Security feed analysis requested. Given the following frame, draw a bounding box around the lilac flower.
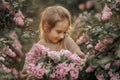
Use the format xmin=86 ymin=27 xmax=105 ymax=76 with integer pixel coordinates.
xmin=69 ymin=63 xmax=79 ymax=80
xmin=25 ymin=52 xmax=39 ymax=64
xmin=31 ymin=43 xmax=49 ymax=54
xmin=116 ymin=0 xmax=120 ymax=3
xmin=9 ymin=31 xmax=23 ymax=57
xmin=26 ymin=64 xmax=36 ymax=75
xmin=60 ymin=49 xmax=72 ymax=58
xmin=13 ymin=16 xmax=24 ymax=26
xmin=51 ymin=62 xmax=70 ymax=80
xmin=25 ymin=44 xmax=83 ymax=80
xmin=12 ymin=68 xmax=18 ymax=78
xmin=69 ymin=53 xmax=82 ymax=63
xmin=87 ymin=44 xmax=93 ymax=49
xmin=13 ymin=11 xmax=25 ymax=26
xmin=95 ymin=72 xmax=105 ymax=80
xmin=25 ymin=43 xmax=49 ymax=64
xmin=47 ymin=51 xmax=61 ymax=63
xmin=0 ymin=57 xmax=5 ymax=61
xmin=76 ymin=33 xmax=89 ymax=45
xmin=0 ymin=1 xmax=10 ymax=10
xmin=113 ymin=59 xmax=120 ymax=67
xmin=35 ymin=64 xmax=45 ymax=79
xmin=102 ymin=37 xmax=114 ymax=45
xmin=3 ymin=46 xmax=16 ymax=57
xmin=1 ymin=65 xmax=12 ymax=73
xmin=108 ymin=70 xmax=114 ymax=77
xmin=104 ymin=63 xmax=111 ymax=70
xmin=85 ymin=66 xmax=95 ymax=73
xmin=26 ymin=18 xmax=33 ymax=22
xmin=110 ymin=73 xmax=120 ymax=80
xmin=101 ymin=5 xmax=112 ymax=21
xmin=74 ymin=18 xmax=81 ymax=24
xmin=109 ymin=70 xmax=120 ymax=80
xmin=95 ymin=41 xmax=107 ymax=52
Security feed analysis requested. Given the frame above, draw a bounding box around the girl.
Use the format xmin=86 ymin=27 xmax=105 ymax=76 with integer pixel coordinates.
xmin=39 ymin=5 xmax=85 ymax=58
xmin=21 ymin=5 xmax=85 ymax=80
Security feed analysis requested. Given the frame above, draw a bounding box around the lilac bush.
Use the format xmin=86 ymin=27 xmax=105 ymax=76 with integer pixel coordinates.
xmin=0 ymin=0 xmax=32 ymax=79
xmin=73 ymin=0 xmax=120 ymax=80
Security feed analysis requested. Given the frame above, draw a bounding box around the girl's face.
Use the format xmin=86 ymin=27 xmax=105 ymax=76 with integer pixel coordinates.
xmin=47 ymin=20 xmax=69 ymax=44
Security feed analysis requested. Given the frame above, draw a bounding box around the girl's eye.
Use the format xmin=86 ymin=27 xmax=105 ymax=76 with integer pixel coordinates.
xmin=56 ymin=30 xmax=67 ymax=34
xmin=57 ymin=31 xmax=62 ymax=34
xmin=64 ymin=32 xmax=67 ymax=34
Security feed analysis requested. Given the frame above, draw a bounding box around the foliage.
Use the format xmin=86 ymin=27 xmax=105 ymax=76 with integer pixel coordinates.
xmin=73 ymin=0 xmax=120 ymax=80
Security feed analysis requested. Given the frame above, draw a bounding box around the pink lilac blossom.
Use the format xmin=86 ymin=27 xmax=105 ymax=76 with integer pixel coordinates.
xmin=95 ymin=13 xmax=102 ymax=21
xmin=76 ymin=33 xmax=89 ymax=45
xmin=86 ymin=0 xmax=94 ymax=9
xmin=13 ymin=16 xmax=24 ymax=26
xmin=3 ymin=46 xmax=16 ymax=57
xmin=85 ymin=66 xmax=95 ymax=73
xmin=102 ymin=37 xmax=114 ymax=45
xmin=1 ymin=65 xmax=12 ymax=73
xmin=95 ymin=72 xmax=105 ymax=80
xmin=47 ymin=51 xmax=61 ymax=63
xmin=31 ymin=43 xmax=49 ymax=54
xmin=95 ymin=41 xmax=107 ymax=52
xmin=9 ymin=31 xmax=23 ymax=57
xmin=0 ymin=1 xmax=10 ymax=10
xmin=25 ymin=43 xmax=49 ymax=64
xmin=108 ymin=70 xmax=114 ymax=77
xmin=60 ymin=49 xmax=72 ymax=58
xmin=35 ymin=64 xmax=45 ymax=79
xmin=25 ymin=52 xmax=38 ymax=64
xmin=95 ymin=37 xmax=114 ymax=52
xmin=69 ymin=53 xmax=81 ymax=63
xmin=12 ymin=68 xmax=18 ymax=78
xmin=113 ymin=59 xmax=120 ymax=67
xmin=116 ymin=0 xmax=120 ymax=3
xmin=50 ymin=62 xmax=70 ymax=80
xmin=75 ymin=18 xmax=81 ymax=24
xmin=101 ymin=5 xmax=112 ymax=21
xmin=104 ymin=63 xmax=111 ymax=70
xmin=0 ymin=56 xmax=5 ymax=61
xmin=26 ymin=18 xmax=33 ymax=22
xmin=13 ymin=11 xmax=25 ymax=26
xmin=110 ymin=73 xmax=120 ymax=80
xmin=26 ymin=64 xmax=36 ymax=75
xmin=69 ymin=63 xmax=79 ymax=80
xmin=87 ymin=44 xmax=93 ymax=49
xmin=25 ymin=43 xmax=83 ymax=79
xmin=109 ymin=70 xmax=120 ymax=80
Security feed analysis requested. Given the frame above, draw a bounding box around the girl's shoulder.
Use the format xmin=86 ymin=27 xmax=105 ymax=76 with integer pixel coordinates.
xmin=63 ymin=35 xmax=75 ymax=44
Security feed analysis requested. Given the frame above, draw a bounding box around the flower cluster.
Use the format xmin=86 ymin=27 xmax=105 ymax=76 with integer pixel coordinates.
xmin=0 ymin=0 xmax=32 ymax=79
xmin=25 ymin=43 xmax=84 ymax=80
xmin=72 ymin=0 xmax=120 ymax=80
xmin=85 ymin=59 xmax=120 ymax=80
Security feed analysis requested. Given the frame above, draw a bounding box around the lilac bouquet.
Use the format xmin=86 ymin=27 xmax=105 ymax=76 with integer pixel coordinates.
xmin=25 ymin=43 xmax=84 ymax=80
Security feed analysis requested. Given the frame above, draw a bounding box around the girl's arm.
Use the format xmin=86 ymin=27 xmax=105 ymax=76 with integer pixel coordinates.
xmin=64 ymin=36 xmax=85 ymax=58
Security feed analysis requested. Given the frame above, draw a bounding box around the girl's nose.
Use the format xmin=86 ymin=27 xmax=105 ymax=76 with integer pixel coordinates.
xmin=60 ymin=33 xmax=64 ymax=39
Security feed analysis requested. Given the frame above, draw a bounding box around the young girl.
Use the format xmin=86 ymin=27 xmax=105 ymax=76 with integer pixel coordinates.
xmin=21 ymin=5 xmax=85 ymax=80
xmin=39 ymin=5 xmax=85 ymax=58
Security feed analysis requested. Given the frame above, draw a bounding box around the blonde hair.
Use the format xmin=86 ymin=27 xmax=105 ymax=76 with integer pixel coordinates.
xmin=39 ymin=5 xmax=71 ymax=50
